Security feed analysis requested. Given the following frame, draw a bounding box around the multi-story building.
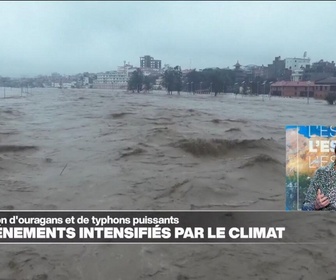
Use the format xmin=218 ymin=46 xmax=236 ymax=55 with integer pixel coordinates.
xmin=285 ymin=57 xmax=310 ymax=71
xmin=303 ymin=60 xmax=336 ymax=81
xmin=291 ymin=69 xmax=304 ymax=81
xmin=93 ymin=71 xmax=128 ymax=89
xmin=140 ymin=55 xmax=162 ymax=70
xmin=117 ymin=61 xmax=138 ymax=78
xmin=267 ymin=56 xmax=290 ymax=81
xmin=284 ymin=56 xmax=310 ymax=81
xmin=252 ymin=65 xmax=268 ymax=79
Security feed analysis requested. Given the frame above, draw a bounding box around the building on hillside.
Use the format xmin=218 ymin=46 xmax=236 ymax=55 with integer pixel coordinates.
xmin=270 ymin=81 xmax=314 ymax=97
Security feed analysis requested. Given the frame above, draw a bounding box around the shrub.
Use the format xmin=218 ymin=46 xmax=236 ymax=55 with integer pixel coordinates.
xmin=325 ymin=92 xmax=336 ymax=105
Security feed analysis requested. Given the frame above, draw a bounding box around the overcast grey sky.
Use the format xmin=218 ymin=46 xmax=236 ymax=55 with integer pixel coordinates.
xmin=1 ymin=1 xmax=335 ymax=77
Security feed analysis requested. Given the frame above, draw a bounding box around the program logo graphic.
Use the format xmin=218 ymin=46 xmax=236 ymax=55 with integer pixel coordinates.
xmin=286 ymin=126 xmax=336 ymax=210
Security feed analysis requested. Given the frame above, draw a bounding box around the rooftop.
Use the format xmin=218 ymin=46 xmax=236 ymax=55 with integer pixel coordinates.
xmin=315 ymin=77 xmax=336 ymax=84
xmin=271 ymin=81 xmax=314 ymax=87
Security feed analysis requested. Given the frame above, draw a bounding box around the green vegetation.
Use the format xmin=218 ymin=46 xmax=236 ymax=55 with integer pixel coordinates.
xmin=162 ymin=66 xmax=182 ymax=95
xmin=143 ymin=75 xmax=158 ymax=92
xmin=128 ymin=69 xmax=144 ymax=93
xmin=185 ymin=68 xmax=235 ymax=96
xmin=325 ymin=92 xmax=336 ymax=105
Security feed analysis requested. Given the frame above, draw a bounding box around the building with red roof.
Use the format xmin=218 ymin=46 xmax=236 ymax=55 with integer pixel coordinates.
xmin=314 ymin=77 xmax=336 ymax=99
xmin=270 ymin=81 xmax=314 ymax=98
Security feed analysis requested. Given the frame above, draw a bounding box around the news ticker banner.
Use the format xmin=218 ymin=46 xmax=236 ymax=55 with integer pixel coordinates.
xmin=0 ymin=211 xmax=334 ymax=244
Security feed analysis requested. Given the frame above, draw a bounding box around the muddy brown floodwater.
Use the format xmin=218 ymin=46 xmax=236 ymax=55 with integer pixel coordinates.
xmin=0 ymin=88 xmax=335 ymax=279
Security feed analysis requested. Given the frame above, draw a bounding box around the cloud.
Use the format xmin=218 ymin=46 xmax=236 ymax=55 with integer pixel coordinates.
xmin=0 ymin=1 xmax=335 ymax=77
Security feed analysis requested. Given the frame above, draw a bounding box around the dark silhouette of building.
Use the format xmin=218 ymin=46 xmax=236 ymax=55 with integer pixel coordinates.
xmin=267 ymin=56 xmax=291 ymax=81
xmin=140 ymin=55 xmax=161 ymax=69
xmin=233 ymin=61 xmax=246 ymax=83
xmin=303 ymin=60 xmax=336 ymax=81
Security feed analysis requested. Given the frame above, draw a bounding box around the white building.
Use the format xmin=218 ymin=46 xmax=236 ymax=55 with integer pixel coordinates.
xmin=51 ymin=81 xmax=76 ymax=88
xmin=52 ymin=82 xmax=61 ymax=88
xmin=141 ymin=68 xmax=161 ymax=76
xmin=83 ymin=77 xmax=89 ymax=86
xmin=117 ymin=63 xmax=138 ymax=78
xmin=62 ymin=82 xmax=76 ymax=89
xmin=94 ymin=71 xmax=128 ymax=89
xmin=285 ymin=57 xmax=310 ymax=71
xmin=291 ymin=69 xmax=304 ymax=81
xmin=285 ymin=56 xmax=311 ymax=82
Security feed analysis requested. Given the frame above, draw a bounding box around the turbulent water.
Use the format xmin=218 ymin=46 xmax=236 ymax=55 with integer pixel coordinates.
xmin=0 ymin=88 xmax=335 ymax=279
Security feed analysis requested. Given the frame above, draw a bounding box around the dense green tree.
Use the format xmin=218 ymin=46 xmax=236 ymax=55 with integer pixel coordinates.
xmin=0 ymin=77 xmax=12 ymax=87
xmin=173 ymin=66 xmax=183 ymax=94
xmin=325 ymin=92 xmax=336 ymax=105
xmin=202 ymin=68 xmax=225 ymax=96
xmin=185 ymin=68 xmax=235 ymax=96
xmin=162 ymin=66 xmax=182 ymax=95
xmin=162 ymin=68 xmax=174 ymax=94
xmin=247 ymin=76 xmax=264 ymax=95
xmin=185 ymin=70 xmax=203 ymax=93
xmin=143 ymin=75 xmax=158 ymax=92
xmin=128 ymin=69 xmax=144 ymax=93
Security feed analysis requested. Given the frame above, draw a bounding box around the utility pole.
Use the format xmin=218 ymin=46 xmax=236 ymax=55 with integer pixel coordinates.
xmin=234 ymin=83 xmax=238 ymax=99
xmin=262 ymin=81 xmax=266 ymax=101
xmin=307 ymin=81 xmax=311 ymax=104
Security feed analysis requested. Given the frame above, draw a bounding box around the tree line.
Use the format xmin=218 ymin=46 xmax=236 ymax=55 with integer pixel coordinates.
xmin=128 ymin=66 xmax=276 ymax=96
